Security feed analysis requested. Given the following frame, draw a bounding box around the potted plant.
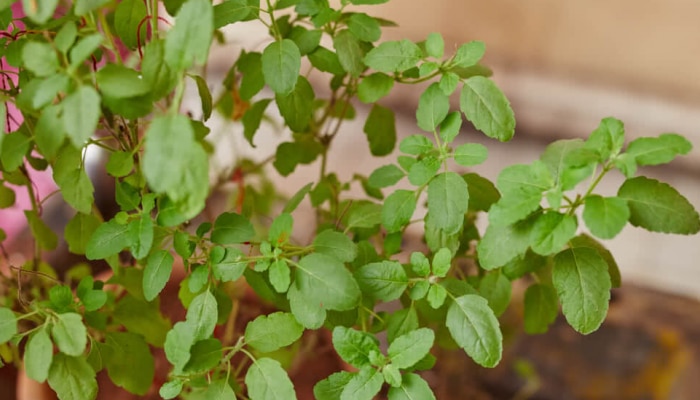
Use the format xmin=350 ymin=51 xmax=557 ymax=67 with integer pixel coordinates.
xmin=1 ymin=0 xmax=698 ymax=399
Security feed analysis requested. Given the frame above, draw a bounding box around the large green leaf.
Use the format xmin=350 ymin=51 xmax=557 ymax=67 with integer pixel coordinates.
xmin=114 ymin=0 xmax=148 ymax=49
xmin=617 ymin=176 xmax=700 ymax=234
xmin=51 ymin=312 xmax=87 ymax=356
xmin=582 ymin=195 xmax=630 ymax=239
xmin=332 ymin=326 xmax=380 ymax=368
xmin=363 ymin=104 xmax=396 ymax=156
xmin=355 ymin=261 xmax=407 ymax=302
xmin=446 ymin=294 xmax=502 ymax=367
xmin=382 ymin=190 xmax=417 ymax=233
xmin=523 ymin=283 xmax=558 ymax=334
xmin=387 ymin=373 xmax=436 ymax=400
xmin=477 ymin=221 xmax=532 ymax=270
xmin=387 ymin=328 xmax=434 ymax=369
xmin=294 ymin=253 xmax=361 ymax=311
xmin=62 ymin=86 xmax=101 ymax=146
xmin=47 ymin=354 xmax=97 ymax=400
xmin=459 ymin=76 xmax=515 ymax=142
xmin=275 ymin=76 xmax=314 ymax=132
xmin=314 ymin=371 xmax=354 ymax=400
xmin=358 ymin=72 xmax=394 ymax=104
xmin=333 ymin=30 xmax=365 ymax=77
xmin=313 ymin=230 xmax=358 ymax=263
xmin=22 ymin=0 xmax=59 ymax=24
xmin=143 ymin=250 xmax=174 ymax=301
xmin=261 ymin=39 xmax=301 ymax=95
xmin=529 ymin=212 xmax=578 ymax=255
xmin=626 ymin=133 xmax=692 ymax=166
xmin=553 ymin=247 xmax=611 ymax=334
xmin=428 ymin=172 xmax=469 ymax=235
xmin=340 ymin=367 xmax=383 ymax=400
xmin=96 ymin=64 xmax=150 ymax=99
xmin=416 ymin=83 xmax=449 ymax=132
xmin=85 ymin=219 xmax=133 ymax=260
xmin=164 ymin=0 xmax=213 ymax=71
xmin=245 ymin=312 xmax=304 ymax=353
xmin=364 ymin=39 xmax=421 ymax=73
xmin=211 ymin=212 xmax=255 ymax=244
xmin=24 ymin=327 xmax=53 ymax=382
xmin=540 ymin=139 xmax=596 ymax=191
xmin=186 ymin=291 xmax=218 ymax=341
xmin=245 ymin=357 xmax=297 ymax=400
xmin=100 ymin=332 xmax=155 ymax=395
xmin=22 ymin=41 xmax=59 ymax=77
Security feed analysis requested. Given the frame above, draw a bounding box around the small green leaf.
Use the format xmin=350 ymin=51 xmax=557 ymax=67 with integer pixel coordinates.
xmin=626 ymin=133 xmax=692 ymax=166
xmin=114 ymin=0 xmax=148 ymax=49
xmin=313 ymin=230 xmax=358 ymax=263
xmin=477 ymin=221 xmax=532 ymax=270
xmin=22 ymin=41 xmax=59 ymax=77
xmin=446 ymin=294 xmax=502 ymax=367
xmin=382 ymin=190 xmax=417 ymax=232
xmin=363 ymin=104 xmax=397 ymax=156
xmin=76 ymin=277 xmax=107 ymax=311
xmin=425 ymin=32 xmax=444 ymax=58
xmin=407 ymin=156 xmax=440 ymax=186
xmin=243 ymin=99 xmax=272 ymax=146
xmin=211 ymin=212 xmax=255 ymax=244
xmin=47 ymin=354 xmax=97 ymax=400
xmin=540 ymin=139 xmax=596 ymax=191
xmin=309 ymin=47 xmax=345 ymax=75
xmin=164 ymin=0 xmax=214 ymax=71
xmin=25 ymin=327 xmax=53 ymax=382
xmin=62 ymin=86 xmax=101 ymax=146
xmin=262 ymin=39 xmax=301 ymax=95
xmin=348 ymin=13 xmax=381 ymax=42
xmin=245 ymin=357 xmax=297 ymax=400
xmin=340 ymin=368 xmax=383 ymax=400
xmin=159 ymin=380 xmax=184 ymax=400
xmin=164 ymin=322 xmax=195 ymax=371
xmin=355 ymin=261 xmax=408 ymax=302
xmin=427 ymin=172 xmax=469 ymax=235
xmin=184 ymin=338 xmax=222 ymax=372
xmin=96 ymin=64 xmax=150 ymax=99
xmin=289 ymin=26 xmax=322 ymax=55
xmin=439 ymin=72 xmax=460 ymax=96
xmin=478 ymin=272 xmax=511 ymax=317
xmin=367 ymin=165 xmax=405 ymax=189
xmin=101 ymin=332 xmax=155 ymax=395
xmin=22 ymin=0 xmax=59 ymax=24
xmin=143 ymin=250 xmax=174 ymax=302
xmin=416 ymin=83 xmax=449 ymax=132
xmin=382 ymin=364 xmax=402 ymax=387
xmin=288 ymin=285 xmax=326 ymax=329
xmin=333 ymin=30 xmax=365 ymax=77
xmin=364 ymin=39 xmax=422 ymax=72
xmin=617 ymin=176 xmax=700 ymax=234
xmin=463 ymin=173 xmax=499 ymax=212
xmin=346 ymin=202 xmax=383 ymax=229
xmin=86 ymin=219 xmax=133 ymax=260
xmin=186 ymin=291 xmax=218 ymax=341
xmin=294 ymin=253 xmax=361 ymax=311
xmin=585 ymin=117 xmax=625 ymax=160
xmin=106 ymin=151 xmax=134 ymax=178
xmin=582 ymin=195 xmax=630 ymax=239
xmin=191 ymin=74 xmax=213 ymax=121
xmin=49 ymin=285 xmax=74 ymax=311
xmin=25 ymin=210 xmax=58 ymax=250
xmin=68 ymin=34 xmax=103 ymax=69
xmin=55 ymin=168 xmax=94 ymax=214
xmin=276 ymin=76 xmax=314 ymax=132
xmin=399 ymin=134 xmax=433 ymax=156
xmin=245 ymin=312 xmax=304 ymax=353
xmin=388 ymin=328 xmax=434 ymax=368
xmin=452 ymin=41 xmax=485 ymax=68
xmin=453 ymin=143 xmax=488 ymax=166
xmin=129 ymin=216 xmax=154 ymax=259
xmin=358 ymin=72 xmax=394 ymax=103
xmin=0 ymin=308 xmax=17 ymax=344
xmin=530 ymin=212 xmax=578 ymax=256
xmin=387 ymin=373 xmax=436 ymax=400
xmin=553 ymin=247 xmax=611 ymax=334
xmin=273 ymin=140 xmax=324 ymax=176
xmin=523 ymin=283 xmax=558 ymax=334
xmin=51 ymin=313 xmax=87 ymax=356
xmin=213 ymin=0 xmax=255 ymax=29
xmin=283 ymin=182 xmax=314 ymax=213
xmin=460 ymin=76 xmax=515 ymax=142
xmin=0 ymin=130 xmax=31 ymax=171
xmin=314 ymin=371 xmax=354 ymax=400
xmin=332 ymin=326 xmax=380 ymax=368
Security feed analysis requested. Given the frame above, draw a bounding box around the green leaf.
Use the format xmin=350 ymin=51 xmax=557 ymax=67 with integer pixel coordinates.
xmin=22 ymin=41 xmax=59 ymax=77
xmin=346 ymin=202 xmax=383 ymax=229
xmin=24 ymin=327 xmax=53 ymax=382
xmin=86 ymin=219 xmax=133 ymax=260
xmin=427 ymin=172 xmax=469 ymax=235
xmin=363 ymin=104 xmax=396 ymax=156
xmin=164 ymin=0 xmax=213 ymax=71
xmin=523 ymin=283 xmax=558 ymax=334
xmin=273 ymin=140 xmax=324 ymax=176
xmin=626 ymin=133 xmax=692 ymax=166
xmin=51 ymin=313 xmax=87 ymax=356
xmin=245 ymin=357 xmax=297 ymax=400
xmin=106 ymin=151 xmax=134 ymax=178
xmin=462 ymin=173 xmax=499 ymax=212
xmin=0 ymin=184 xmax=14 ymax=208
xmin=364 ymin=39 xmax=422 ymax=72
xmin=34 ymin=105 xmax=66 ymax=159
xmin=96 ymin=64 xmax=150 ymax=99
xmin=276 ymin=76 xmax=314 ymax=132
xmin=213 ymin=0 xmax=256 ymax=29
xmin=553 ymin=247 xmax=611 ymax=334
xmin=164 ymin=322 xmax=195 ymax=371
xmin=184 ymin=338 xmax=222 ymax=372
xmin=333 ymin=30 xmax=365 ymax=77
xmin=32 ymin=74 xmax=69 ymax=109
xmin=460 ymin=76 xmax=515 ymax=142
xmin=478 ymin=272 xmax=511 ymax=317
xmin=211 ymin=212 xmax=255 ymax=244
xmin=289 ymin=26 xmax=322 ymax=55
xmin=382 ymin=190 xmax=417 ymax=232
xmin=54 ymin=168 xmax=94 ymax=214
xmin=245 ymin=312 xmax=304 ymax=353
xmin=416 ymin=83 xmax=449 ymax=132
xmin=288 ymin=285 xmax=326 ymax=329
xmin=453 ymin=143 xmax=488 ymax=166
xmin=477 ymin=221 xmax=532 ymax=270
xmin=294 ymin=253 xmax=361 ymax=311
xmin=313 ymin=230 xmax=358 ymax=263
xmin=358 ymin=73 xmax=394 ymax=104
xmin=309 ymin=47 xmax=345 ymax=75
xmin=617 ymin=176 xmax=700 ymax=234
xmin=186 ymin=291 xmax=218 ymax=341
xmin=582 ymin=195 xmax=630 ymax=239
xmin=585 ymin=117 xmax=625 ymax=160
xmin=191 ymin=74 xmax=213 ymax=121
xmin=160 ymin=380 xmax=184 ymax=400
xmin=62 ymin=86 xmax=101 ymax=146
xmin=114 ymin=0 xmax=148 ymax=49
xmin=530 ymin=212 xmax=578 ymax=256
xmin=570 ymin=234 xmax=621 ymax=288
xmin=489 ymin=162 xmax=551 ymax=226
xmin=355 ymin=261 xmax=407 ymax=302
xmin=340 ymin=367 xmax=383 ymax=400
xmin=129 ymin=215 xmax=153 ymax=259
xmin=243 ymin=99 xmax=272 ymax=146
xmin=348 ymin=12 xmax=381 ymax=42
xmin=540 ymin=139 xmax=596 ymax=191
xmin=0 ymin=130 xmax=31 ymax=171
xmin=74 ymin=0 xmax=109 ymax=15
xmin=399 ymin=134 xmax=433 ymax=156
xmin=101 ymin=332 xmax=155 ymax=395
xmin=142 ymin=40 xmax=178 ymax=99
xmin=0 ymin=308 xmax=17 ymax=344
xmin=143 ymin=250 xmax=174 ymax=302
xmin=22 ymin=0 xmax=59 ymax=24
xmin=49 ymin=285 xmax=74 ymax=311
xmin=314 ymin=371 xmax=354 ymax=400
xmin=446 ymin=294 xmax=502 ymax=367
xmin=261 ymin=39 xmax=301 ymax=95
xmin=425 ymin=32 xmax=444 ymax=59
xmin=68 ymin=34 xmax=103 ymax=69
xmin=452 ymin=41 xmax=485 ymax=68
xmin=115 ymin=294 xmax=171 ymax=347
xmin=143 ymin=114 xmax=209 ymax=218
xmin=25 ymin=210 xmax=58 ymax=250
xmin=283 ymin=182 xmax=314 ymax=214
xmin=387 ymin=373 xmax=435 ymax=400
xmin=47 ymin=354 xmax=97 ymax=400
xmin=387 ymin=328 xmax=434 ymax=368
